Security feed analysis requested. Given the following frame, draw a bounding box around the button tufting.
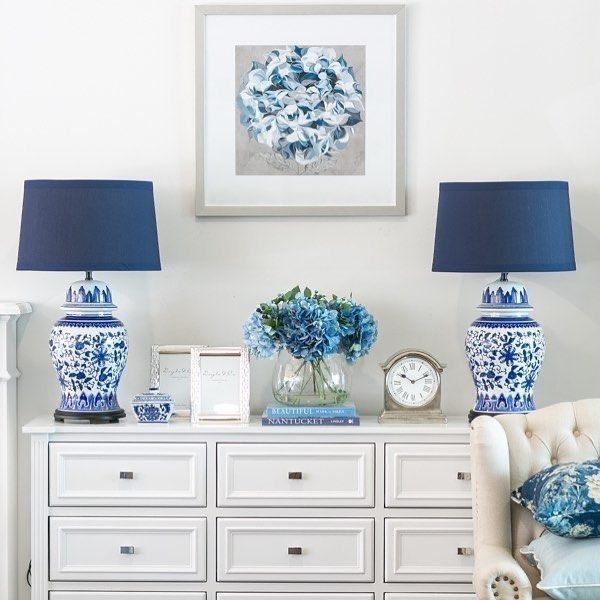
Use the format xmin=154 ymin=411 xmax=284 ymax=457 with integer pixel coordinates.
xmin=574 ymin=429 xmax=580 ymax=437
xmin=525 ymin=431 xmax=532 ymax=438
xmin=551 ymin=458 xmax=558 ymax=465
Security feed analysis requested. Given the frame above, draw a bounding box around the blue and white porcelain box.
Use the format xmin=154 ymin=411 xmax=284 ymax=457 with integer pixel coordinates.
xmin=432 ymin=181 xmax=576 ymax=421
xmin=17 ymin=180 xmax=161 ymax=423
xmin=131 ymin=389 xmax=174 ymax=423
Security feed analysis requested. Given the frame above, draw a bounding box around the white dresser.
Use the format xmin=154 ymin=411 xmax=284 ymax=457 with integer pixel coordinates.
xmin=24 ymin=416 xmax=475 ymax=600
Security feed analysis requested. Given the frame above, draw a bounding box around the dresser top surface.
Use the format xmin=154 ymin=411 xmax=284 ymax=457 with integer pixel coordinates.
xmin=23 ymin=414 xmax=470 ymax=435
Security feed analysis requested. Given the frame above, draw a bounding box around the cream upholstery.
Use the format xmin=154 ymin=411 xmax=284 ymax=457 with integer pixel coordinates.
xmin=471 ymin=399 xmax=600 ymax=599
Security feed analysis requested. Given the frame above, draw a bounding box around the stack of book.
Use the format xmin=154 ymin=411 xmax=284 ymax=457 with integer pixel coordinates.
xmin=261 ymin=403 xmax=360 ymax=426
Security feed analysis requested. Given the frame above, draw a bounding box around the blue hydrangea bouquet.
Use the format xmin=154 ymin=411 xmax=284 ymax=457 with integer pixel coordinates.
xmin=243 ymin=286 xmax=377 ymax=406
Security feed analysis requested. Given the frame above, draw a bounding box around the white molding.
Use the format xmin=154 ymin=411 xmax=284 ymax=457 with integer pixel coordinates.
xmin=31 ymin=434 xmax=49 ymax=600
xmin=50 ymin=594 xmax=207 ymax=600
xmin=217 ymin=443 xmax=374 ymax=507
xmin=50 ymin=517 xmax=207 ymax=581
xmin=217 ymin=518 xmax=374 ymax=582
xmin=0 ymin=301 xmax=31 ymax=600
xmin=384 ymin=518 xmax=474 ymax=583
xmin=385 ymin=443 xmax=472 ymax=508
xmin=50 ymin=442 xmax=207 ymax=507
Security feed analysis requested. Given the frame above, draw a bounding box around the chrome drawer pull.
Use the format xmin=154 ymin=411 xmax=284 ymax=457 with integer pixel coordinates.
xmin=288 ymin=471 xmax=303 ymax=480
xmin=120 ymin=546 xmax=135 ymax=555
xmin=457 ymin=547 xmax=474 ymax=556
xmin=288 ymin=546 xmax=303 ymax=555
xmin=457 ymin=472 xmax=471 ymax=481
xmin=119 ymin=471 xmax=134 ymax=480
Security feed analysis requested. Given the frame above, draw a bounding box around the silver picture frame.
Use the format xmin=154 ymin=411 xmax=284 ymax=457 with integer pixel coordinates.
xmin=150 ymin=345 xmax=204 ymax=416
xmin=195 ymin=4 xmax=406 ymax=216
xmin=190 ymin=346 xmax=250 ymax=423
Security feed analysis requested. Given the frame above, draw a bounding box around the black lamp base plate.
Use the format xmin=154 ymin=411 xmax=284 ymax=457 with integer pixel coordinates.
xmin=54 ymin=409 xmax=126 ymax=424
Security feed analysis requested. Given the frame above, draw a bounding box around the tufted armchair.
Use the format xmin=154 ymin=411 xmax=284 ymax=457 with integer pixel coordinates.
xmin=471 ymin=399 xmax=600 ymax=599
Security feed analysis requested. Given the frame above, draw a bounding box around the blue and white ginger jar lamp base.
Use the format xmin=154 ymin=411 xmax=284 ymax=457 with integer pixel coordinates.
xmin=50 ymin=274 xmax=128 ymax=423
xmin=466 ymin=274 xmax=546 ymax=422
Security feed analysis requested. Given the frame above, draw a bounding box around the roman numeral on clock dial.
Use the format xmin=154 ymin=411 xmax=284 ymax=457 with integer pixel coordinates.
xmin=385 ymin=356 xmax=440 ymax=408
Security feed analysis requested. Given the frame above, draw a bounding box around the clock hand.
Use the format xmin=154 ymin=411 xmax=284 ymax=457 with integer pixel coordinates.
xmin=412 ymin=373 xmax=430 ymax=383
xmin=400 ymin=373 xmax=416 ymax=385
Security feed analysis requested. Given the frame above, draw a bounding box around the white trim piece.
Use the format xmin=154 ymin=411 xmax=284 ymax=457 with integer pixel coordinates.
xmin=50 ymin=517 xmax=207 ymax=581
xmin=218 ymin=595 xmax=375 ymax=600
xmin=50 ymin=593 xmax=207 ymax=599
xmin=217 ymin=517 xmax=374 ymax=582
xmin=217 ymin=443 xmax=374 ymax=507
xmin=384 ymin=518 xmax=474 ymax=583
xmin=385 ymin=443 xmax=472 ymax=507
xmin=0 ymin=301 xmax=31 ymax=600
xmin=50 ymin=442 xmax=207 ymax=507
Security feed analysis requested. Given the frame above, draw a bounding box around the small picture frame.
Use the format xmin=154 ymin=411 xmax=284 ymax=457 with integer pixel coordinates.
xmin=190 ymin=346 xmax=250 ymax=423
xmin=150 ymin=345 xmax=202 ymax=416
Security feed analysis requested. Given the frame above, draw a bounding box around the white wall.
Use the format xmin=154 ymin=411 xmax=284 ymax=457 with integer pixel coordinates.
xmin=1 ymin=0 xmax=599 ymax=596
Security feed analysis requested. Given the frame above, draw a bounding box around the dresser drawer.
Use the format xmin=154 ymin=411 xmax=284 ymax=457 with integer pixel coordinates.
xmin=385 ymin=595 xmax=475 ymax=599
xmin=217 ymin=443 xmax=374 ymax=507
xmin=217 ymin=518 xmax=374 ymax=582
xmin=50 ymin=443 xmax=206 ymax=506
xmin=385 ymin=444 xmax=471 ymax=507
xmin=50 ymin=595 xmax=206 ymax=600
xmin=218 ymin=596 xmax=374 ymax=600
xmin=385 ymin=518 xmax=473 ymax=582
xmin=50 ymin=517 xmax=207 ymax=581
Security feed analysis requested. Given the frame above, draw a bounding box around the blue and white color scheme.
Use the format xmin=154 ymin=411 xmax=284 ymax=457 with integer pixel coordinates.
xmin=432 ymin=181 xmax=575 ymax=419
xmin=465 ymin=276 xmax=546 ymax=415
xmin=513 ymin=459 xmax=600 ymax=538
xmin=17 ymin=179 xmax=161 ymax=422
xmin=49 ymin=278 xmax=128 ymax=421
xmin=132 ymin=390 xmax=173 ymax=423
xmin=237 ymin=46 xmax=364 ymax=170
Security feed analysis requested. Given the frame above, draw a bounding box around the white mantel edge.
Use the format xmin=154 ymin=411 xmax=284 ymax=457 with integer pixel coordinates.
xmin=0 ymin=302 xmax=31 ymax=600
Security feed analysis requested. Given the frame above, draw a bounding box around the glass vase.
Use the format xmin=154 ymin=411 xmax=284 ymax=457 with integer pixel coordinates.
xmin=272 ymin=351 xmax=350 ymax=406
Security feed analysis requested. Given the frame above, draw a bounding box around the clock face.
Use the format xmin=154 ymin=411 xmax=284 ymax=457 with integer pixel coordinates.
xmin=386 ymin=356 xmax=441 ymax=408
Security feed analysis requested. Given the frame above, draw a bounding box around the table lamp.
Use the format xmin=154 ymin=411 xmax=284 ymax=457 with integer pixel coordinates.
xmin=432 ymin=181 xmax=575 ymax=421
xmin=17 ymin=180 xmax=161 ymax=422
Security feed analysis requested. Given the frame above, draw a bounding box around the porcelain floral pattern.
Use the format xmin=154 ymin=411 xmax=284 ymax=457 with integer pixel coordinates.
xmin=512 ymin=459 xmax=600 ymax=538
xmin=237 ymin=46 xmax=364 ymax=166
xmin=49 ymin=316 xmax=128 ymax=412
xmin=132 ymin=401 xmax=173 ymax=423
xmin=466 ymin=319 xmax=545 ymax=413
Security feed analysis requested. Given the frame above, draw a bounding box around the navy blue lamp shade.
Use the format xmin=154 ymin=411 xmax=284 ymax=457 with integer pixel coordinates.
xmin=432 ymin=181 xmax=575 ymax=273
xmin=17 ymin=180 xmax=161 ymax=272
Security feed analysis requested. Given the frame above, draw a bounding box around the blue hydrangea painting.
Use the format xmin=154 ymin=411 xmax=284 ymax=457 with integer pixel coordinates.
xmin=236 ymin=45 xmax=365 ymax=176
xmin=512 ymin=459 xmax=600 ymax=538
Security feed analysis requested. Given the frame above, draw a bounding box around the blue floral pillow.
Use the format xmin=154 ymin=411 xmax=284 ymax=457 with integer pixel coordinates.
xmin=511 ymin=459 xmax=600 ymax=538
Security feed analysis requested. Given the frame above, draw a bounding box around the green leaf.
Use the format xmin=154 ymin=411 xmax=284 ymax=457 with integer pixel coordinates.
xmin=303 ymin=287 xmax=311 ymax=298
xmin=284 ymin=285 xmax=301 ymax=301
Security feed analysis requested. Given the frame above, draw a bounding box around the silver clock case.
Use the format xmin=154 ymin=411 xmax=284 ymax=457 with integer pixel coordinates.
xmin=379 ymin=348 xmax=447 ymax=424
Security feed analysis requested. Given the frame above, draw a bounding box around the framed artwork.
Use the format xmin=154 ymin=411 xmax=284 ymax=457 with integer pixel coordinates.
xmin=195 ymin=4 xmax=406 ymax=216
xmin=150 ymin=345 xmax=202 ymax=415
xmin=190 ymin=346 xmax=250 ymax=423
